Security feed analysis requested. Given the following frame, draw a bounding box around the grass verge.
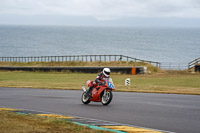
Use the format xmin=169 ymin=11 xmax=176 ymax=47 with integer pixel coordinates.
xmin=0 ymin=71 xmax=200 ymax=95
xmin=0 ymin=110 xmax=111 ymax=133
xmin=0 ymin=61 xmax=161 ymax=73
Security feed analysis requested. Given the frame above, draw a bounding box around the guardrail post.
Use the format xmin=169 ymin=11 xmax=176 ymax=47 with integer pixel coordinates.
xmin=66 ymin=56 xmax=68 ymax=61
xmin=119 ymin=55 xmax=122 ymax=61
xmin=90 ymin=55 xmax=92 ymax=62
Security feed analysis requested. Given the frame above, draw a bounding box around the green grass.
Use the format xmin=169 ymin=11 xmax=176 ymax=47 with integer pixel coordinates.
xmin=0 ymin=61 xmax=152 ymax=67
xmin=0 ymin=110 xmax=112 ymax=133
xmin=0 ymin=71 xmax=200 ymax=95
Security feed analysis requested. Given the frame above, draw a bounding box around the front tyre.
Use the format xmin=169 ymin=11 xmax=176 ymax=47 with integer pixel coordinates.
xmin=81 ymin=92 xmax=90 ymax=104
xmin=101 ymin=91 xmax=113 ymax=106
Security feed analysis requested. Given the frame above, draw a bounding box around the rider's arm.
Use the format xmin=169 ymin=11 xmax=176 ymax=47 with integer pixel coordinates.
xmin=95 ymin=72 xmax=105 ymax=85
xmin=95 ymin=72 xmax=103 ymax=82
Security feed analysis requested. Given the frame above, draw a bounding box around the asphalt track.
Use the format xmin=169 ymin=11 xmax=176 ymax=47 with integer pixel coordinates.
xmin=0 ymin=87 xmax=200 ymax=133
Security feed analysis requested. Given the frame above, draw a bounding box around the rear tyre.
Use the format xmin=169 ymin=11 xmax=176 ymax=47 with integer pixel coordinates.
xmin=101 ymin=91 xmax=113 ymax=106
xmin=81 ymin=92 xmax=90 ymax=104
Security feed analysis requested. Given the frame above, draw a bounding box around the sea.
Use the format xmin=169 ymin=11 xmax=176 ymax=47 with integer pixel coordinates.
xmin=0 ymin=25 xmax=200 ymax=69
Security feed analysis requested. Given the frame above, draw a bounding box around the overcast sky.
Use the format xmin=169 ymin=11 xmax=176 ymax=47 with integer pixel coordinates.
xmin=1 ymin=0 xmax=200 ymax=26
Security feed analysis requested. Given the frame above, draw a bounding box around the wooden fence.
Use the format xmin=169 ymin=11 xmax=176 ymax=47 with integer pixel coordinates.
xmin=0 ymin=55 xmax=161 ymax=67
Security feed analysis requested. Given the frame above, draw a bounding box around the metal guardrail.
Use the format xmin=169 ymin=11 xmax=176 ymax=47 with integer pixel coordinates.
xmin=188 ymin=57 xmax=200 ymax=69
xmin=160 ymin=62 xmax=188 ymax=70
xmin=0 ymin=55 xmax=161 ymax=67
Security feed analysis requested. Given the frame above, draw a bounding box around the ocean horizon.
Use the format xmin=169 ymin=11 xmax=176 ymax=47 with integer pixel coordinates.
xmin=0 ymin=25 xmax=199 ymax=69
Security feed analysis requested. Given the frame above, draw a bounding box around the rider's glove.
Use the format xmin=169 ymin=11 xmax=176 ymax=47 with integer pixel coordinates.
xmin=99 ymin=82 xmax=103 ymax=86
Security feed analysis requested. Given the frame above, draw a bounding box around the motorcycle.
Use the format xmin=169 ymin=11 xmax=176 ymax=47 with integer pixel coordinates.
xmin=81 ymin=78 xmax=115 ymax=106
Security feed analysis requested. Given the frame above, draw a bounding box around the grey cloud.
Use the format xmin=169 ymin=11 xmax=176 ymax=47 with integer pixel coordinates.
xmin=0 ymin=0 xmax=200 ymax=22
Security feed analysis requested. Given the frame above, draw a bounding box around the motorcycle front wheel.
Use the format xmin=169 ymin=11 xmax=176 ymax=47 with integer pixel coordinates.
xmin=81 ymin=92 xmax=90 ymax=104
xmin=101 ymin=91 xmax=113 ymax=106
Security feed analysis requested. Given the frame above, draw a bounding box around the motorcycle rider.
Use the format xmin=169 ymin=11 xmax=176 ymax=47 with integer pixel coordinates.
xmin=86 ymin=68 xmax=111 ymax=98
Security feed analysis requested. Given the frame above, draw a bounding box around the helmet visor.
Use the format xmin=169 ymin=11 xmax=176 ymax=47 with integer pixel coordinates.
xmin=105 ymin=71 xmax=110 ymax=76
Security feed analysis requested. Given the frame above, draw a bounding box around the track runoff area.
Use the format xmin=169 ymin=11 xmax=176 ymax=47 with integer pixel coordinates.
xmin=0 ymin=107 xmax=172 ymax=133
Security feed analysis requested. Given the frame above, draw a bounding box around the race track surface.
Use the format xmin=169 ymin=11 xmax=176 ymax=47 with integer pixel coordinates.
xmin=0 ymin=87 xmax=200 ymax=133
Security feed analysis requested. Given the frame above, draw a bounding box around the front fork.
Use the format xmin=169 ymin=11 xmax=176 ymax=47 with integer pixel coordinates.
xmin=82 ymin=86 xmax=86 ymax=92
xmin=103 ymin=89 xmax=107 ymax=97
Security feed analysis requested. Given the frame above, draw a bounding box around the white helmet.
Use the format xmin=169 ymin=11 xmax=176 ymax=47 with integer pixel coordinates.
xmin=103 ymin=68 xmax=111 ymax=77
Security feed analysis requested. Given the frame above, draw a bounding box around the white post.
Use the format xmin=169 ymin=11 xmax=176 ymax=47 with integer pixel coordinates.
xmin=143 ymin=67 xmax=147 ymax=74
xmin=125 ymin=78 xmax=130 ymax=86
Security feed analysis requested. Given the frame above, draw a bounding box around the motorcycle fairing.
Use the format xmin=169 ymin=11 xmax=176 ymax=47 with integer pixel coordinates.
xmin=90 ymin=80 xmax=115 ymax=102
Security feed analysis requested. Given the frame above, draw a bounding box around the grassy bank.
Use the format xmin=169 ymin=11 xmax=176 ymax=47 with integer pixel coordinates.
xmin=0 ymin=61 xmax=161 ymax=73
xmin=0 ymin=61 xmax=152 ymax=67
xmin=0 ymin=110 xmax=111 ymax=133
xmin=0 ymin=71 xmax=200 ymax=95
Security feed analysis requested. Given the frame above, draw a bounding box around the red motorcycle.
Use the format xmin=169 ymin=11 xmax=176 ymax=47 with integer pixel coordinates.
xmin=81 ymin=78 xmax=115 ymax=105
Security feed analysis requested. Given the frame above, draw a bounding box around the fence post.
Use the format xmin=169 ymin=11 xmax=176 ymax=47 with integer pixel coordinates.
xmin=77 ymin=56 xmax=79 ymax=61
xmin=90 ymin=55 xmax=92 ymax=62
xmin=119 ymin=55 xmax=122 ymax=61
xmin=66 ymin=56 xmax=68 ymax=61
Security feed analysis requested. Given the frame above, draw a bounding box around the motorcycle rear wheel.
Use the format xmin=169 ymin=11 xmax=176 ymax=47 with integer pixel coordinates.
xmin=81 ymin=92 xmax=90 ymax=104
xmin=101 ymin=91 xmax=113 ymax=106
